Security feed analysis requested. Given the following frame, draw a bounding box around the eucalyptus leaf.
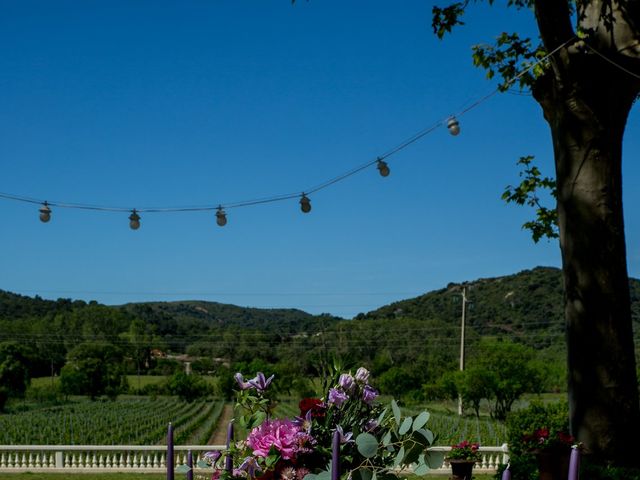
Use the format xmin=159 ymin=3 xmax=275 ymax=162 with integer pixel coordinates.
xmin=424 ymin=450 xmax=445 ymax=469
xmin=391 ymin=399 xmax=401 ymax=426
xmin=416 ymin=428 xmax=434 ymax=444
xmin=376 ymin=408 xmax=388 ymax=426
xmin=196 ymin=460 xmax=210 ymax=468
xmin=382 ymin=430 xmax=392 ymax=447
xmin=399 ymin=417 xmax=413 ymax=435
xmin=393 ymin=446 xmax=405 ymax=467
xmin=354 ymin=468 xmax=373 ymax=480
xmin=175 ymin=465 xmax=191 ymax=474
xmin=356 ymin=432 xmax=379 ymax=458
xmin=412 ymin=411 xmax=430 ymax=431
xmin=413 ymin=463 xmax=430 ymax=476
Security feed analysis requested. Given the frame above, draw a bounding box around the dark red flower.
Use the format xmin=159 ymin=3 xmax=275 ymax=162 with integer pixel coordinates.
xmin=299 ymin=398 xmax=325 ymax=418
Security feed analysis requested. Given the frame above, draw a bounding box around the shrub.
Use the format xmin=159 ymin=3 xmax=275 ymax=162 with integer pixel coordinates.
xmin=500 ymin=401 xmax=569 ymax=480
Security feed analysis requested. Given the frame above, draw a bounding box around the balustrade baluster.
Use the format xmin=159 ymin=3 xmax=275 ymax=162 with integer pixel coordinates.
xmin=92 ymin=453 xmax=97 ymax=468
xmin=21 ymin=453 xmax=27 ymax=468
xmin=119 ymin=453 xmax=125 ymax=468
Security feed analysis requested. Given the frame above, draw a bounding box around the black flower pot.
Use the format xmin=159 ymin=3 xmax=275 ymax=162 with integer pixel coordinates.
xmin=535 ymin=448 xmax=570 ymax=480
xmin=449 ymin=459 xmax=476 ymax=480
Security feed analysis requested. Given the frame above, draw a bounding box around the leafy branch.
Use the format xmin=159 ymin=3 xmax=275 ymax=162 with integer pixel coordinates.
xmin=502 ymin=156 xmax=558 ymax=243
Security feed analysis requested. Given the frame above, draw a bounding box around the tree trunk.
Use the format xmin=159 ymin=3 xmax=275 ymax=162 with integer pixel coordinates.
xmin=533 ymin=46 xmax=640 ymax=463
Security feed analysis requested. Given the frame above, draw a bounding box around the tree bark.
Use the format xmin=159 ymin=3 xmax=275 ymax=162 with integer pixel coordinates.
xmin=533 ymin=0 xmax=640 ymax=464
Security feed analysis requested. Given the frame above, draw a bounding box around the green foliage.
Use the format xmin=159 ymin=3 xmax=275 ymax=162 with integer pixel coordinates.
xmin=455 ymin=367 xmax=494 ymax=418
xmin=377 ymin=366 xmax=424 ymax=399
xmin=502 ymin=156 xmax=558 ymax=243
xmin=59 ymin=343 xmax=127 ymax=400
xmin=503 ymin=401 xmax=570 ymax=480
xmin=0 ymin=397 xmax=223 ymax=445
xmin=166 ymin=372 xmax=211 ymax=402
xmin=472 ymin=339 xmax=543 ymax=419
xmin=0 ymin=341 xmax=31 ymax=411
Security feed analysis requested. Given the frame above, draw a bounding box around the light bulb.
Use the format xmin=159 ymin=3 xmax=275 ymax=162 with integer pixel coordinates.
xmin=216 ymin=207 xmax=227 ymax=227
xmin=447 ymin=117 xmax=460 ymax=136
xmin=129 ymin=209 xmax=141 ymax=230
xmin=39 ymin=202 xmax=51 ymax=223
xmin=376 ymin=159 xmax=390 ymax=177
xmin=300 ymin=194 xmax=311 ymax=213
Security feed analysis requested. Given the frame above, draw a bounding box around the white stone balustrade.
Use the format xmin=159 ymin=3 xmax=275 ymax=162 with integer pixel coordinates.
xmin=0 ymin=444 xmax=509 ymax=474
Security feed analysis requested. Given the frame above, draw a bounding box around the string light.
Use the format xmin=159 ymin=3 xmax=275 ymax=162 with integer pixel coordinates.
xmin=39 ymin=202 xmax=51 ymax=223
xmin=376 ymin=159 xmax=390 ymax=177
xmin=447 ymin=116 xmax=460 ymax=136
xmin=216 ymin=206 xmax=227 ymax=227
xmin=0 ymin=38 xmax=577 ymax=230
xmin=129 ymin=209 xmax=141 ymax=230
xmin=300 ymin=194 xmax=311 ymax=213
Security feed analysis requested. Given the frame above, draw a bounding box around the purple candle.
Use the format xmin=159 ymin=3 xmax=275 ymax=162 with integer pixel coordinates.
xmin=501 ymin=465 xmax=511 ymax=480
xmin=331 ymin=429 xmax=340 ymax=480
xmin=568 ymin=446 xmax=580 ymax=480
xmin=167 ymin=423 xmax=174 ymax=480
xmin=187 ymin=450 xmax=193 ymax=480
xmin=225 ymin=421 xmax=234 ymax=473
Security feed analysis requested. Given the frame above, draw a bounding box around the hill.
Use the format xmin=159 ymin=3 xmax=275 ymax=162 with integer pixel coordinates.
xmin=1 ymin=266 xmax=638 ymax=385
xmin=357 ymin=266 xmax=640 ymax=350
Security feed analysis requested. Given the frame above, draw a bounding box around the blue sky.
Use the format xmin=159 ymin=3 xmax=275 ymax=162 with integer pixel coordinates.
xmin=1 ymin=1 xmax=638 ymax=319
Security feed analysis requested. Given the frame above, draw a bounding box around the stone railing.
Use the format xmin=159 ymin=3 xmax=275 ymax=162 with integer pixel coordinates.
xmin=0 ymin=444 xmax=509 ymax=474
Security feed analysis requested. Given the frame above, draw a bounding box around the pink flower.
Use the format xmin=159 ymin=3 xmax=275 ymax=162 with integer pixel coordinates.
xmin=247 ymin=419 xmax=304 ymax=460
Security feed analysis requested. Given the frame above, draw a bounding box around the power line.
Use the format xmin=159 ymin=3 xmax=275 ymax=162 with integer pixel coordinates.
xmin=0 ymin=37 xmax=575 ymax=226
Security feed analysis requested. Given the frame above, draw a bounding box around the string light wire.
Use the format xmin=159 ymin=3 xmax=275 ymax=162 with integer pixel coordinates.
xmin=0 ymin=37 xmax=576 ymax=221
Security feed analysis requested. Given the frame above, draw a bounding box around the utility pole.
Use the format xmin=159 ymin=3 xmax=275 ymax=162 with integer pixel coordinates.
xmin=458 ymin=285 xmax=468 ymax=416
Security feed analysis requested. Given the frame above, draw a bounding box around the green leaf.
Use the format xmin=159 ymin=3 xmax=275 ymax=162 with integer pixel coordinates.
xmin=412 ymin=411 xmax=430 ymax=431
xmin=382 ymin=430 xmax=392 ymax=447
xmin=356 ymin=433 xmax=379 ymax=458
xmin=175 ymin=465 xmax=191 ymax=474
xmin=354 ymin=468 xmax=373 ymax=480
xmin=196 ymin=460 xmax=210 ymax=468
xmin=393 ymin=446 xmax=405 ymax=467
xmin=413 ymin=462 xmax=430 ymax=476
xmin=399 ymin=417 xmax=413 ymax=435
xmin=376 ymin=408 xmax=388 ymax=426
xmin=404 ymin=443 xmax=424 ymax=464
xmin=391 ymin=399 xmax=401 ymax=426
xmin=424 ymin=450 xmax=445 ymax=469
xmin=416 ymin=428 xmax=434 ymax=444
xmin=249 ymin=411 xmax=267 ymax=429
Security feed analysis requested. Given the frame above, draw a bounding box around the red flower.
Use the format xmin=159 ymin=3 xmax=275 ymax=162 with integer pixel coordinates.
xmin=299 ymin=398 xmax=325 ymax=417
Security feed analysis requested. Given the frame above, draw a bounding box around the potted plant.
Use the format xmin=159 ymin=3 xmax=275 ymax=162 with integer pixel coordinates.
xmin=447 ymin=440 xmax=481 ymax=480
xmin=522 ymin=427 xmax=574 ymax=480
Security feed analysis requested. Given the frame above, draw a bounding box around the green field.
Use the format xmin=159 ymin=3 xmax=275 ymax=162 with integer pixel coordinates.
xmin=29 ymin=375 xmax=217 ymax=390
xmin=0 ymin=398 xmax=224 ymax=445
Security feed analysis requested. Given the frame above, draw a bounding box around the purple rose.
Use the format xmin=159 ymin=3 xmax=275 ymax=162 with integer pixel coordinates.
xmin=338 ymin=374 xmax=356 ymax=393
xmin=355 ymin=367 xmax=370 ymax=383
xmin=328 ymin=388 xmax=349 ymax=407
xmin=362 ymin=384 xmax=378 ymax=405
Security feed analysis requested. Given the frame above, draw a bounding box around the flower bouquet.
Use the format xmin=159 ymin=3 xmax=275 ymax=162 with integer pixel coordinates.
xmin=193 ymin=367 xmax=443 ymax=480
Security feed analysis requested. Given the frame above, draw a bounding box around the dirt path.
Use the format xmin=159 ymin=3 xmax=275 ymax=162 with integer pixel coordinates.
xmin=209 ymin=404 xmax=234 ymax=445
